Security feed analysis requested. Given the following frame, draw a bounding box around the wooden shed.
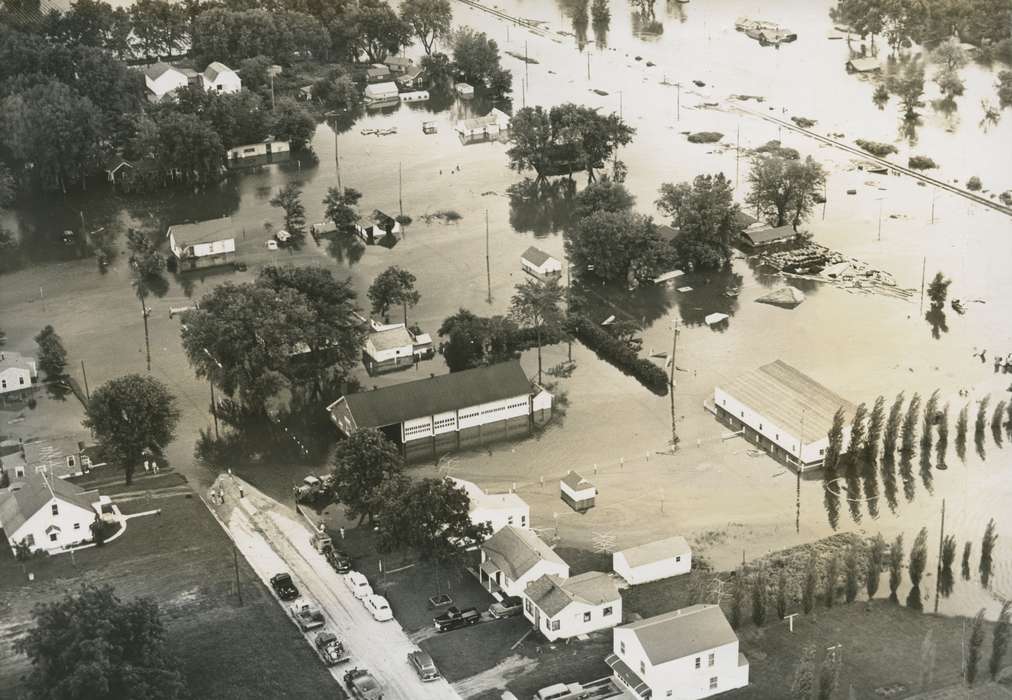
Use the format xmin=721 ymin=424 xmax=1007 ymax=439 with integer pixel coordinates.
xmin=560 ymin=471 xmax=596 ymax=513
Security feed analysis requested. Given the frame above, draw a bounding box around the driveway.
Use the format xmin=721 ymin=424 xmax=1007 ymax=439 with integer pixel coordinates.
xmin=209 ymin=474 xmax=463 ymax=700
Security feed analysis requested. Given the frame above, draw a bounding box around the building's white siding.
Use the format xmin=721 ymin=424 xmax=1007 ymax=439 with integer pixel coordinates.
xmin=524 ymin=596 xmax=621 ymax=641
xmin=470 ymin=501 xmax=528 ymax=533
xmin=189 ymin=238 xmax=236 ymax=258
xmin=0 ymin=366 xmax=34 ymax=395
xmin=402 ymin=416 xmax=433 ymax=442
xmin=146 ymin=71 xmax=189 ymax=99
xmin=614 ymin=551 xmax=691 ymax=585
xmin=206 ymin=71 xmax=241 ymax=94
xmin=481 ymin=553 xmax=569 ymax=597
xmin=7 ymin=497 xmax=96 ymax=553
xmin=433 ymin=411 xmax=458 ymax=436
xmin=364 ymin=338 xmax=413 ymax=364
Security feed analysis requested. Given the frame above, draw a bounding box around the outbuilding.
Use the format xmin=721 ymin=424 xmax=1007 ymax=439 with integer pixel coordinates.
xmin=846 ymin=57 xmax=881 ymax=73
xmin=142 ymin=62 xmax=190 ymax=101
xmin=166 ymin=217 xmax=237 ymax=271
xmin=521 ymin=247 xmax=563 ymax=280
xmin=226 ymin=139 xmax=291 ymax=164
xmin=455 ymin=82 xmax=475 ymax=97
xmin=0 ymin=473 xmax=101 ymax=554
xmin=383 ymin=56 xmax=415 ymax=74
xmin=613 ymin=535 xmax=692 ymax=585
xmin=364 ymin=82 xmax=400 ymax=106
xmin=560 ymin=471 xmax=596 ymax=513
xmin=0 ymin=352 xmax=37 ymax=400
xmin=203 ymin=62 xmax=241 ymax=93
xmin=740 ymin=225 xmax=796 ymax=248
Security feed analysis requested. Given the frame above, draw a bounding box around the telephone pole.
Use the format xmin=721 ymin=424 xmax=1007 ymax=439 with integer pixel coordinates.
xmin=485 ymin=210 xmax=492 ymax=304
xmin=398 ymin=161 xmax=403 ymax=218
xmin=919 ymin=256 xmax=927 ymax=315
xmin=735 ymin=124 xmax=741 ymax=188
xmin=796 ymin=409 xmax=805 ymax=534
xmin=934 ymin=498 xmax=946 ymax=613
xmin=668 ymin=319 xmax=680 ymax=450
xmin=334 ymin=128 xmax=342 ymax=191
xmin=80 ymin=360 xmax=90 ymax=403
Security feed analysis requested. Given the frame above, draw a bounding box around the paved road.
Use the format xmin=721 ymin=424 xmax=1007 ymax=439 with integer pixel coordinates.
xmin=208 ymin=475 xmax=462 ymax=700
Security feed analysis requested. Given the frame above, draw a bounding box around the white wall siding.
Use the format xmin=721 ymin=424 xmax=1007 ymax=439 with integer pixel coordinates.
xmin=402 ymin=416 xmax=433 ymax=442
xmin=432 ymin=411 xmax=458 ymax=435
xmin=614 ymin=552 xmax=691 ymax=585
xmin=526 ymin=597 xmax=621 ymax=641
xmin=8 ymin=498 xmax=95 ymax=553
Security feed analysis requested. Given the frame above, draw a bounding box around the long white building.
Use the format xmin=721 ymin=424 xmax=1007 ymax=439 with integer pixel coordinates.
xmin=449 ymin=477 xmax=529 ymax=533
xmin=714 ymin=360 xmax=854 ymax=471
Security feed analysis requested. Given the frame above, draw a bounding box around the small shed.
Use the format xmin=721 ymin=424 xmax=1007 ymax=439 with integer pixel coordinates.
xmin=613 ymin=535 xmax=692 ymax=585
xmin=521 ymin=246 xmax=563 ymax=280
xmin=422 ymin=121 xmax=438 ymax=134
xmin=455 ymin=82 xmax=475 ymax=97
xmin=560 ymin=471 xmax=596 ymax=513
xmin=384 ymin=56 xmax=415 ymax=74
xmin=846 ymin=57 xmax=880 ymax=73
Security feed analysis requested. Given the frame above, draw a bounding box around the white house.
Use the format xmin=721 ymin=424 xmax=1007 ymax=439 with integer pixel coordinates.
xmin=521 ymin=246 xmax=563 ymax=280
xmin=0 ymin=351 xmax=37 ymax=399
xmin=613 ymin=535 xmax=692 ymax=585
xmin=166 ymin=217 xmax=237 ymax=271
xmin=364 ymin=82 xmax=399 ymax=106
xmin=523 ymin=571 xmax=621 ymax=641
xmin=714 ymin=360 xmax=854 ymax=471
xmin=203 ymin=62 xmax=241 ymax=93
xmin=606 ymin=605 xmax=749 ymax=700
xmin=227 ymin=139 xmax=290 ymax=162
xmin=383 ymin=56 xmax=415 ymax=74
xmin=363 ymin=323 xmax=436 ymax=374
xmin=449 ymin=477 xmax=529 ymax=533
xmin=143 ymin=62 xmax=190 ymax=100
xmin=0 ymin=473 xmax=100 ymax=554
xmin=479 ymin=525 xmax=569 ymax=596
xmin=560 ymin=471 xmax=596 ymax=513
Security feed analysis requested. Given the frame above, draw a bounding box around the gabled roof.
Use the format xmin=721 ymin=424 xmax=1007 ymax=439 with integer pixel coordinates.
xmin=23 ymin=438 xmax=84 ymax=466
xmin=621 ymin=604 xmax=738 ymax=665
xmin=330 ymin=361 xmax=532 ymax=429
xmin=204 ymin=62 xmax=234 ymax=81
xmin=450 ymin=478 xmax=528 ymax=514
xmin=617 ymin=535 xmax=691 ymax=568
xmin=367 ymin=65 xmax=391 ymax=77
xmin=167 ymin=217 xmax=235 ymax=246
xmin=0 ymin=473 xmax=97 ymax=536
xmin=384 ymin=56 xmax=414 ymax=67
xmin=656 ymin=225 xmax=680 ymax=242
xmin=482 ymin=525 xmax=566 ymax=580
xmin=368 ymin=326 xmax=414 ymax=352
xmin=0 ymin=351 xmax=35 ymax=373
xmin=561 ymin=471 xmax=594 ymax=491
xmin=743 ymin=225 xmax=795 ymax=246
xmin=847 ymin=57 xmax=881 ymax=72
xmin=526 ymin=571 xmax=620 ymax=617
xmin=144 ymin=62 xmax=182 ymax=81
xmin=521 ymin=246 xmax=554 ymax=267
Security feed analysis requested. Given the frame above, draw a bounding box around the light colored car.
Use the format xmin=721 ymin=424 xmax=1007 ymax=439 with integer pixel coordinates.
xmin=344 ymin=571 xmax=373 ymax=599
xmin=408 ymin=650 xmax=440 ymax=682
xmin=266 ymin=240 xmax=278 ymax=251
xmin=364 ymin=594 xmax=393 ymax=621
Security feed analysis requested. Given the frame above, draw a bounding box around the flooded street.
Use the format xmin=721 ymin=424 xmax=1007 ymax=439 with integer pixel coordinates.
xmin=2 ymin=0 xmax=1011 ymax=623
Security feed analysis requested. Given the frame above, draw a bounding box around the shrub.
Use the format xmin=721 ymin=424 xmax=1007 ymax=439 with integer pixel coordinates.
xmin=687 ymin=131 xmax=724 ymax=144
xmin=395 ymin=214 xmax=413 ymax=226
xmin=791 ymin=116 xmax=817 ymax=128
xmin=855 ymin=139 xmax=898 ymax=157
xmin=966 ymin=176 xmax=982 ymax=191
xmin=564 ymin=314 xmax=668 ymax=395
xmin=908 ymin=156 xmax=938 ymax=170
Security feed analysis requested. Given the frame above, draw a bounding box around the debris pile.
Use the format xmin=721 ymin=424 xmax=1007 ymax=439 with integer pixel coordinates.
xmin=755 ymin=243 xmax=914 ymax=299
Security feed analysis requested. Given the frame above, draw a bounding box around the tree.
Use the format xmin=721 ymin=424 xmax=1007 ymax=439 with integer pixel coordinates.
xmin=15 ymin=584 xmax=185 ymax=700
xmin=883 ymin=392 xmax=905 ymax=457
xmin=926 ymin=272 xmax=950 ymax=309
xmin=922 ymin=389 xmax=940 ymax=448
xmin=888 ymin=534 xmax=904 ymax=601
xmin=0 ymin=162 xmax=15 ymax=207
xmin=990 ymin=600 xmax=1011 ymax=681
xmin=420 ymin=51 xmax=454 ymax=89
xmin=565 ymin=210 xmax=666 ymax=285
xmin=866 ymin=395 xmax=886 ymax=465
xmin=368 ymin=266 xmax=422 ymax=325
xmin=130 ymin=0 xmax=188 ymax=58
xmin=932 ymin=37 xmax=967 ymax=72
xmin=966 ymin=608 xmax=985 ymax=686
xmin=656 ymin=173 xmax=743 ymax=269
xmin=270 ymin=183 xmax=307 ymax=239
xmin=980 ymin=518 xmax=997 ymax=587
xmin=844 ymin=547 xmax=860 ymax=603
xmin=127 ymin=228 xmax=167 ymax=372
xmin=729 ymin=571 xmax=746 ymax=629
xmin=591 ymin=0 xmax=610 ymax=24
xmin=867 ymin=533 xmax=886 ymax=599
xmin=999 ymin=71 xmax=1012 ymax=109
xmin=817 ymin=651 xmax=842 ymax=700
xmin=802 ymin=552 xmax=818 ymax=614
xmin=825 ymin=407 xmax=846 ymax=471
xmin=791 ymin=644 xmax=817 ymax=700
xmin=353 ymin=0 xmax=411 ymax=63
xmin=745 ymin=154 xmax=826 ymax=229
xmin=751 ymin=568 xmax=768 ymax=626
xmin=909 ymin=526 xmax=928 ymax=589
xmin=452 ymin=27 xmax=503 ymax=85
xmin=375 ymin=477 xmax=491 ymax=559
xmin=190 ymin=8 xmax=329 ymax=66
xmin=34 ymin=325 xmax=67 ymax=378
xmin=775 ymin=568 xmax=789 ymax=619
xmin=935 ymin=68 xmax=964 ymax=101
xmin=847 ymin=402 xmax=868 ymax=466
xmin=323 ymin=186 xmax=363 ymax=231
xmin=331 ymin=429 xmax=404 ymax=524
xmin=888 ymin=58 xmax=925 ymax=119
xmin=311 ymin=68 xmax=358 ymax=111
xmin=154 ymin=111 xmax=224 ymax=184
xmin=400 ymin=0 xmax=451 ymax=55
xmin=962 ymin=541 xmax=973 ymax=580
xmin=83 ymin=375 xmax=180 ymax=484
xmin=571 ymin=180 xmax=635 ymax=222
xmin=510 ymin=277 xmax=563 ymax=384
xmin=956 ymin=402 xmax=969 ymax=460
xmin=900 ymin=392 xmax=921 ymax=457
xmin=824 ymin=555 xmax=839 ymax=608
xmin=439 ymin=308 xmax=488 ymax=372
xmin=270 ymin=98 xmax=315 ymax=150
xmin=975 ymin=395 xmax=990 ymax=445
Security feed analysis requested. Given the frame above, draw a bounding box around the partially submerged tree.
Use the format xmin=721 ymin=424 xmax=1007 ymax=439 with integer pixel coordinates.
xmin=966 ymin=608 xmax=986 ymax=686
xmin=565 ymin=210 xmax=666 ymax=285
xmin=824 ymin=407 xmax=847 ymax=471
xmin=323 ymin=186 xmax=364 ymax=231
xmin=656 ymin=173 xmax=743 ymax=269
xmin=510 ymin=277 xmax=564 ymax=384
xmin=991 ymin=600 xmax=1011 ymax=681
xmin=866 ymin=533 xmax=886 ymax=599
xmin=745 ymin=154 xmax=826 ymax=229
xmin=270 ymin=183 xmax=307 ymax=239
xmin=888 ymin=534 xmax=904 ymax=601
xmin=400 ymin=0 xmax=451 ymax=55
xmin=909 ymin=526 xmax=929 ymax=589
xmin=34 ymin=324 xmax=68 ymax=379
xmin=980 ymin=518 xmax=998 ymax=587
xmin=368 ymin=266 xmax=421 ymax=324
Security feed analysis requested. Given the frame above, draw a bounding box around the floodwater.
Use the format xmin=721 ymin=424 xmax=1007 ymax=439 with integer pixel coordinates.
xmin=2 ymin=0 xmax=1011 ymax=619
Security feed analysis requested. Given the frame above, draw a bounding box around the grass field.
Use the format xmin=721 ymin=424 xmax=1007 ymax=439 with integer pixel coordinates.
xmin=0 ymin=473 xmax=339 ymax=699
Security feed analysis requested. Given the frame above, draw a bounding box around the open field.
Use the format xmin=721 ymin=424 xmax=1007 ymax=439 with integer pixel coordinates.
xmin=0 ymin=474 xmax=338 ymax=699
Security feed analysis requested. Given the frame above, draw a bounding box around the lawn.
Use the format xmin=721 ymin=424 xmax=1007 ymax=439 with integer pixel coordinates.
xmin=0 ymin=480 xmax=339 ymax=699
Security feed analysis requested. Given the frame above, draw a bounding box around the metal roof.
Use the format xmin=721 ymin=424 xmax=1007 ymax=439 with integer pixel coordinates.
xmin=481 ymin=525 xmax=566 ymax=580
xmin=621 ymin=604 xmax=738 ymax=666
xmin=617 ymin=535 xmax=691 ymax=569
xmin=166 ymin=217 xmax=235 ymax=246
xmin=561 ymin=471 xmax=594 ymax=492
xmin=718 ymin=360 xmax=855 ymax=443
xmin=334 ymin=361 xmax=532 ymax=428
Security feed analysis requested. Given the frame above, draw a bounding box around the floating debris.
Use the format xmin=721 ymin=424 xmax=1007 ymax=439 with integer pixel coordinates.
xmin=705 ymin=312 xmax=729 ymax=326
xmin=693 ymin=79 xmax=706 ymax=87
xmin=687 ymin=132 xmax=724 ymax=143
xmin=754 ymin=243 xmax=914 ymax=299
xmin=677 ymin=286 xmax=693 ymax=292
xmin=653 ymin=270 xmax=684 ymax=284
xmin=756 ymin=286 xmax=806 ymax=308
xmin=592 ymin=88 xmax=610 ymax=96
xmin=505 ymin=50 xmax=539 ymax=64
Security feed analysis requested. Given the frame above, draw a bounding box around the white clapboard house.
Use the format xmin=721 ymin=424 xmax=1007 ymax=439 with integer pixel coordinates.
xmin=523 ymin=571 xmax=621 ymax=641
xmin=479 ymin=525 xmax=569 ymax=597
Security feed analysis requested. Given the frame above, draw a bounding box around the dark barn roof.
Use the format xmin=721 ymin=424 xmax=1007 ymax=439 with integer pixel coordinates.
xmin=336 ymin=361 xmax=532 ymax=428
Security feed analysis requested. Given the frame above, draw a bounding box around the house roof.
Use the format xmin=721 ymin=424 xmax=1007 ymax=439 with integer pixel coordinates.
xmin=143 ymin=62 xmax=181 ymax=80
xmin=617 ymin=535 xmax=691 ymax=569
xmin=331 ymin=361 xmax=532 ymax=429
xmin=481 ymin=525 xmax=566 ymax=581
xmin=521 ymin=246 xmax=555 ymax=267
xmin=23 ymin=438 xmax=83 ymax=466
xmin=561 ymin=471 xmax=594 ymax=491
xmin=718 ymin=360 xmax=855 ymax=444
xmin=0 ymin=473 xmax=97 ymax=537
xmin=848 ymin=57 xmax=881 ymax=72
xmin=743 ymin=225 xmax=795 ymax=246
xmin=204 ymin=62 xmax=234 ymax=81
xmin=384 ymin=56 xmax=414 ymax=67
xmin=364 ymin=82 xmax=399 ymax=97
xmin=0 ymin=351 xmax=35 ymax=373
xmin=621 ymin=604 xmax=738 ymax=665
xmin=367 ymin=66 xmax=391 ymax=77
xmin=450 ymin=478 xmax=528 ymax=514
xmin=526 ymin=571 xmax=619 ymax=617
xmin=368 ymin=326 xmax=414 ymax=352
xmin=167 ymin=217 xmax=235 ymax=246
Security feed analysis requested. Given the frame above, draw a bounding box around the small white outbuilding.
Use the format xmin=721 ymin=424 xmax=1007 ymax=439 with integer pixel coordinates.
xmin=613 ymin=535 xmax=692 ymax=585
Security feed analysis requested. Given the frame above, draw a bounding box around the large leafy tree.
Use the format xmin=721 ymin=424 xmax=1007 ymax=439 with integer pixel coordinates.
xmin=745 ymin=154 xmax=826 ymax=229
xmin=656 ymin=173 xmax=743 ymax=269
xmin=34 ymin=325 xmax=68 ymax=379
xmin=510 ymin=277 xmax=563 ymax=384
xmin=368 ymin=266 xmax=421 ymax=324
xmin=191 ymin=9 xmax=329 ymax=65
xmin=130 ymin=0 xmax=189 ymax=58
xmin=331 ymin=429 xmax=404 ymax=524
xmin=16 ymin=585 xmax=186 ymax=700
xmin=323 ymin=186 xmax=363 ymax=231
xmin=154 ymin=112 xmax=224 ymax=184
xmin=0 ymin=163 xmax=15 ymax=207
xmin=352 ymin=0 xmax=411 ymax=63
xmin=270 ymin=97 xmax=315 ymax=151
xmin=270 ymin=183 xmax=307 ymax=239
xmin=83 ymin=374 xmax=180 ymax=484
xmin=400 ymin=0 xmax=451 ymax=55
xmin=438 ymin=308 xmax=487 ymax=371
xmin=565 ymin=210 xmax=666 ymax=284
xmin=571 ymin=179 xmax=635 ymax=222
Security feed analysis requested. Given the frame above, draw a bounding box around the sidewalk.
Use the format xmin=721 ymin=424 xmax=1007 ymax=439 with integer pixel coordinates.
xmin=207 ymin=473 xmax=463 ymax=700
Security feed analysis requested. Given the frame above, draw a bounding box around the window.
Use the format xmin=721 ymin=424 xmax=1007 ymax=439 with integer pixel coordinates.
xmin=73 ymin=523 xmax=81 ymax=530
xmin=521 ymin=515 xmax=527 ymax=527
xmin=820 ymin=448 xmax=825 ymax=455
xmin=620 ymin=641 xmax=625 ymax=655
xmin=695 ymin=657 xmax=701 ymax=669
xmin=550 ymin=620 xmax=560 ymax=631
xmin=68 ymin=456 xmax=75 ymax=467
xmin=525 ymin=599 xmax=533 ymax=613
xmin=709 ymin=677 xmax=718 ymax=690
xmin=1 ymin=379 xmax=5 ymax=389
xmin=15 ymin=467 xmax=25 ymax=478
xmin=603 ymin=606 xmax=613 ymax=616
xmin=708 ymin=653 xmax=715 ymax=667
xmin=675 ymin=555 xmax=681 ymax=563
xmin=51 ymin=503 xmax=59 ymax=516
xmin=24 ymin=534 xmax=35 ymax=547
xmin=583 ymin=611 xmax=591 ymax=622
xmin=19 ymin=376 xmax=25 ymax=385
xmin=639 ymin=661 xmax=645 ymax=675
xmin=49 ymin=533 xmax=58 ymax=542
xmin=759 ymin=423 xmax=763 ymax=430
xmin=507 ymin=516 xmax=514 ymax=525
xmin=740 ymin=411 xmax=744 ymax=418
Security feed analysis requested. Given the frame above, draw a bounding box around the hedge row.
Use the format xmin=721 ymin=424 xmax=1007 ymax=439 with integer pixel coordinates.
xmin=565 ymin=315 xmax=669 ymax=396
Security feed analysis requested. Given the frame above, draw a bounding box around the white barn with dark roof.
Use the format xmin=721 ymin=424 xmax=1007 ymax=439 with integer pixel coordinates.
xmin=714 ymin=360 xmax=854 ymax=471
xmin=521 ymin=246 xmax=562 ymax=280
xmin=613 ymin=535 xmax=691 ymax=585
xmin=607 ymin=604 xmax=749 ymax=699
xmin=203 ymin=62 xmax=241 ymax=93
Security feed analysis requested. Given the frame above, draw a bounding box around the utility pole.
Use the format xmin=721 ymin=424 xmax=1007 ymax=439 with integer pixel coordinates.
xmin=676 ymin=82 xmax=681 ymax=121
xmin=524 ymin=41 xmax=529 ymax=93
xmin=334 ymin=128 xmax=342 ymax=191
xmin=796 ymin=409 xmax=805 ymax=534
xmin=140 ymin=294 xmax=151 ymax=372
xmin=566 ymin=263 xmax=573 ymax=363
xmin=202 ymin=348 xmax=222 ymax=441
xmin=877 ymin=198 xmax=884 ymax=241
xmin=668 ymin=319 xmax=680 ymax=450
xmin=270 ymin=70 xmax=275 ymax=109
xmin=587 ymin=53 xmax=590 ymax=80
xmin=822 ymin=179 xmax=827 ymax=220
xmin=80 ymin=360 xmax=90 ymax=403
xmin=485 ymin=210 xmax=492 ymax=304
xmin=934 ymin=498 xmax=946 ymax=613
xmin=619 ymin=90 xmax=623 ymax=120
xmin=233 ymin=546 xmax=243 ymax=606
xmin=919 ymin=256 xmax=927 ymax=315
xmin=398 ymin=161 xmax=403 ymax=218
xmin=735 ymin=124 xmax=741 ymax=188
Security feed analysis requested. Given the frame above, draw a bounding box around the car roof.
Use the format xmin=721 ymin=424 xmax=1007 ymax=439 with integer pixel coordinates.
xmin=368 ymin=594 xmax=388 ymax=605
xmin=409 ymin=650 xmax=434 ymax=663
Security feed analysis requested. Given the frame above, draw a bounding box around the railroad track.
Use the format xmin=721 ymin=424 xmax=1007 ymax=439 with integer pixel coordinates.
xmin=453 ymin=0 xmax=550 ymax=37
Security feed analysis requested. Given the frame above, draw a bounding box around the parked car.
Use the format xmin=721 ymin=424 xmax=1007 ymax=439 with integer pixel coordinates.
xmin=364 ymin=594 xmax=393 ymax=621
xmin=407 ymin=650 xmax=440 ymax=682
xmin=289 ymin=600 xmax=325 ymax=631
xmin=344 ymin=571 xmax=373 ymax=599
xmin=535 ymin=682 xmax=589 ymax=700
xmin=488 ymin=595 xmax=523 ymax=619
xmin=314 ymin=631 xmax=349 ymax=666
xmin=344 ymin=667 xmax=383 ymax=699
xmin=433 ymin=606 xmax=480 ymax=632
xmin=270 ymin=572 xmax=299 ymax=601
xmin=325 ymin=548 xmax=352 ymax=573
xmin=275 ymin=229 xmax=292 ymax=244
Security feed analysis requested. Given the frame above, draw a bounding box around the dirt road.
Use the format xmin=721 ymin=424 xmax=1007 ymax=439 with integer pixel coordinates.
xmin=208 ymin=474 xmax=463 ymax=700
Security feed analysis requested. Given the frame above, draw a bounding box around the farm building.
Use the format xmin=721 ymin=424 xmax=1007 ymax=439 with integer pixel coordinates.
xmin=326 ymin=360 xmax=552 ymax=459
xmin=0 ymin=352 xmax=37 ymax=401
xmin=166 ymin=217 xmax=236 ymax=271
xmin=521 ymin=246 xmax=563 ymax=280
xmin=523 ymin=571 xmax=621 ymax=641
xmin=613 ymin=535 xmax=692 ymax=585
xmin=560 ymin=471 xmax=596 ymax=513
xmin=479 ymin=525 xmax=569 ymax=596
xmin=362 ymin=323 xmax=434 ymax=375
xmin=142 ymin=62 xmax=190 ymax=100
xmin=365 ymin=64 xmax=391 ymax=82
xmin=740 ymin=225 xmax=796 ymax=248
xmin=203 ymin=62 xmax=241 ymax=93
xmin=449 ymin=477 xmax=529 ymax=534
xmin=713 ymin=360 xmax=854 ymax=470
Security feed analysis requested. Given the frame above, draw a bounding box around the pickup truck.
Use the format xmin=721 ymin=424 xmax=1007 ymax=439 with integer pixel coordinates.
xmin=289 ymin=600 xmax=325 ymax=631
xmin=314 ymin=631 xmax=349 ymax=666
xmin=433 ymin=606 xmax=480 ymax=632
xmin=343 ymin=667 xmax=383 ymax=699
